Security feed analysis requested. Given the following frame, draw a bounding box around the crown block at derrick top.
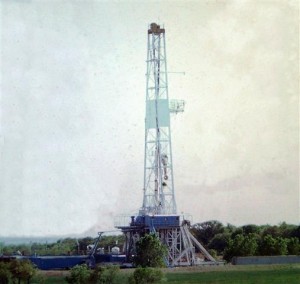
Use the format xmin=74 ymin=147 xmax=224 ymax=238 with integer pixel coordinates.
xmin=148 ymin=23 xmax=165 ymax=34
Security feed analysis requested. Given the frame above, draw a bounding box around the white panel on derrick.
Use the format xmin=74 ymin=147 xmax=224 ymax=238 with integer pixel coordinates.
xmin=146 ymin=99 xmax=170 ymax=129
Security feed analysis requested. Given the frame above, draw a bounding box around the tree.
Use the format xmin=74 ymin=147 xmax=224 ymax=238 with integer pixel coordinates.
xmin=259 ymin=234 xmax=276 ymax=256
xmin=134 ymin=234 xmax=167 ymax=268
xmin=258 ymin=235 xmax=288 ymax=256
xmin=208 ymin=233 xmax=231 ymax=254
xmin=9 ymin=259 xmax=36 ymax=284
xmin=261 ymin=225 xmax=281 ymax=238
xmin=287 ymin=237 xmax=300 ymax=255
xmin=224 ymin=223 xmax=237 ymax=234
xmin=290 ymin=226 xmax=300 ymax=240
xmin=98 ymin=235 xmax=125 ymax=250
xmin=274 ymin=237 xmax=288 ymax=255
xmin=241 ymin=234 xmax=258 ymax=256
xmin=0 ymin=262 xmax=12 ymax=284
xmin=2 ymin=247 xmax=14 ymax=256
xmin=242 ymin=224 xmax=260 ymax=235
xmin=78 ymin=237 xmax=95 ymax=255
xmin=278 ymin=222 xmax=298 ymax=238
xmin=231 ymin=228 xmax=243 ymax=239
xmin=223 ymin=234 xmax=258 ymax=262
xmin=191 ymin=221 xmax=224 ymax=246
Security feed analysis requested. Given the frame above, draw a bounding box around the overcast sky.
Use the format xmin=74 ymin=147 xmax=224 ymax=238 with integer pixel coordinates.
xmin=0 ymin=0 xmax=299 ymax=237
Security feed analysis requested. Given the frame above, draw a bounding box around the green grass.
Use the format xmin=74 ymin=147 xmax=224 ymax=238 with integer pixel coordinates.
xmin=165 ymin=264 xmax=300 ymax=284
xmin=166 ymin=269 xmax=300 ymax=284
xmin=40 ymin=264 xmax=300 ymax=284
xmin=44 ymin=276 xmax=66 ymax=284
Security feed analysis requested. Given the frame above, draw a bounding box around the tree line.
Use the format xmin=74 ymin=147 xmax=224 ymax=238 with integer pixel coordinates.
xmin=0 ymin=235 xmax=124 ymax=257
xmin=1 ymin=221 xmax=299 ymax=262
xmin=190 ymin=220 xmax=300 ymax=261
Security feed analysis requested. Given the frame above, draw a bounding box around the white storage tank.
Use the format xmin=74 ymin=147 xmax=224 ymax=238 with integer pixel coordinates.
xmin=111 ymin=246 xmax=120 ymax=255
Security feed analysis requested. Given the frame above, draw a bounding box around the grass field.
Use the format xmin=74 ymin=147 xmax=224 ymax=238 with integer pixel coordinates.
xmin=165 ymin=267 xmax=300 ymax=284
xmin=41 ymin=264 xmax=300 ymax=284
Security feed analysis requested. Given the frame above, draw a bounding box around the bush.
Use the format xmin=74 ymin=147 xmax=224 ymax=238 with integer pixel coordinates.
xmin=89 ymin=265 xmax=119 ymax=284
xmin=32 ymin=272 xmax=46 ymax=284
xmin=128 ymin=267 xmax=165 ymax=284
xmin=65 ymin=264 xmax=91 ymax=284
xmin=208 ymin=249 xmax=217 ymax=259
xmin=0 ymin=262 xmax=12 ymax=284
xmin=9 ymin=259 xmax=36 ymax=283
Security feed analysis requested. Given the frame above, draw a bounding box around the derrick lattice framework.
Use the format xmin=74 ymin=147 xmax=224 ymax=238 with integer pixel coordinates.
xmin=141 ymin=22 xmax=176 ymax=216
xmin=116 ymin=23 xmax=216 ymax=266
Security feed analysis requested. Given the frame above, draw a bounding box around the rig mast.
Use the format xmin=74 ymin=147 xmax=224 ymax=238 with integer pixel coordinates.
xmin=141 ymin=23 xmax=177 ymax=216
xmin=116 ymin=23 xmax=216 ymax=266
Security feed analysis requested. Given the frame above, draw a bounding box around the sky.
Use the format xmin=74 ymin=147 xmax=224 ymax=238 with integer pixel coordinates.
xmin=0 ymin=0 xmax=299 ymax=237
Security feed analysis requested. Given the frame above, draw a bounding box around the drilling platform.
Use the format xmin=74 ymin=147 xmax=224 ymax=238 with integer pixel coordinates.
xmin=116 ymin=23 xmax=216 ymax=266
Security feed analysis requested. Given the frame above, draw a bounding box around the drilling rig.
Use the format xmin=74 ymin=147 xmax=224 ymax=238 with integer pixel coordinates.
xmin=116 ymin=23 xmax=216 ymax=266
